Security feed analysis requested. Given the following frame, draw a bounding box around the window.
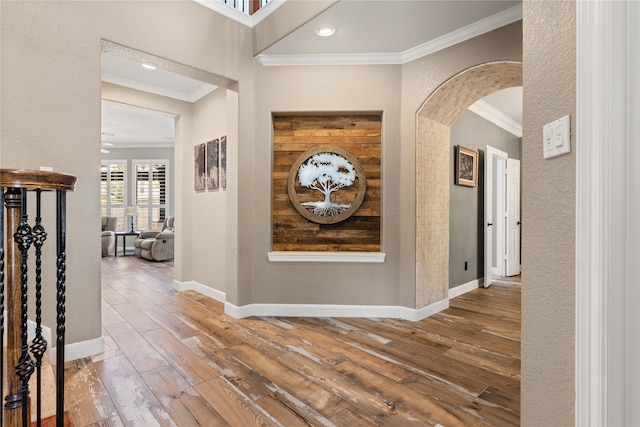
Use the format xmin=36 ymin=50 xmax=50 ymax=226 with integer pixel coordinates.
xmin=134 ymin=160 xmax=169 ymax=231
xmin=101 ymin=160 xmax=127 ymax=230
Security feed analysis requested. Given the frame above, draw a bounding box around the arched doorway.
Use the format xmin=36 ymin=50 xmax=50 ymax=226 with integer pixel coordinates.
xmin=415 ymin=61 xmax=523 ymax=308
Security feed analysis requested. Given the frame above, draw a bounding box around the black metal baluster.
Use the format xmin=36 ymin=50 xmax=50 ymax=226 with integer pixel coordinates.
xmin=13 ymin=189 xmax=35 ymax=427
xmin=0 ymin=188 xmax=5 ymax=427
xmin=31 ymin=190 xmax=48 ymax=427
xmin=55 ymin=190 xmax=66 ymax=427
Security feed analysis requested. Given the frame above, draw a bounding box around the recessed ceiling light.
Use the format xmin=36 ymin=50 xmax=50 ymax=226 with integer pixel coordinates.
xmin=141 ymin=63 xmax=156 ymax=70
xmin=101 ymin=148 xmax=110 ymax=154
xmin=316 ymin=25 xmax=335 ymax=37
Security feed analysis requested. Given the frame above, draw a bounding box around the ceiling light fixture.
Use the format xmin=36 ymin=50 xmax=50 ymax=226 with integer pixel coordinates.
xmin=141 ymin=63 xmax=156 ymax=70
xmin=316 ymin=25 xmax=335 ymax=37
xmin=101 ymin=148 xmax=110 ymax=154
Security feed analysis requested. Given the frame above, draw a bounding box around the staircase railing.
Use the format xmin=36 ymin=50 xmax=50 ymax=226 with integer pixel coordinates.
xmin=0 ymin=169 xmax=77 ymax=427
xmin=218 ymin=0 xmax=270 ymax=15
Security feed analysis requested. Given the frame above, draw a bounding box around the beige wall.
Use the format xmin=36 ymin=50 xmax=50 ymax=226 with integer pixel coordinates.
xmin=0 ymin=1 xmax=250 ymax=346
xmin=521 ymin=0 xmax=576 ymax=424
xmin=0 ymin=2 xmax=525 ymax=346
xmin=192 ymin=88 xmax=229 ymax=292
xmin=244 ymin=22 xmax=523 ymax=308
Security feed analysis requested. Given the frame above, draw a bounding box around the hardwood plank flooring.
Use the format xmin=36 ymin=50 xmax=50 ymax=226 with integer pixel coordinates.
xmin=65 ymin=257 xmax=521 ymax=426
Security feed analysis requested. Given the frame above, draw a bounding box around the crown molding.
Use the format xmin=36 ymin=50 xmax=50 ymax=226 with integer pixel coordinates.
xmin=468 ymin=99 xmax=522 ymax=137
xmin=256 ymin=4 xmax=523 ymax=66
xmin=102 ymin=72 xmax=216 ymax=103
xmin=255 ymin=52 xmax=402 ymax=66
xmin=401 ymin=4 xmax=522 ymax=64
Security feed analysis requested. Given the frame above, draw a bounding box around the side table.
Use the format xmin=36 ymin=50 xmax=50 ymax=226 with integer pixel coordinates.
xmin=115 ymin=231 xmax=139 ymax=257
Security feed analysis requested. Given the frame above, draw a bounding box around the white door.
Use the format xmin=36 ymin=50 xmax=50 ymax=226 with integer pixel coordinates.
xmin=484 ymin=146 xmax=508 ymax=287
xmin=506 ymin=158 xmax=521 ymax=276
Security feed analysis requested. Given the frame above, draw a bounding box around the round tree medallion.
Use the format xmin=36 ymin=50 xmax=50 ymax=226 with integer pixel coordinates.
xmin=287 ymin=145 xmax=367 ymax=224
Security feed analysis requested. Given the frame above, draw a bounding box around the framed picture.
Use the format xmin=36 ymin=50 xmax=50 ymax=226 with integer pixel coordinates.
xmin=194 ymin=143 xmax=206 ymax=190
xmin=455 ymin=145 xmax=477 ymax=187
xmin=206 ymin=138 xmax=219 ymax=190
xmin=220 ymin=135 xmax=227 ymax=189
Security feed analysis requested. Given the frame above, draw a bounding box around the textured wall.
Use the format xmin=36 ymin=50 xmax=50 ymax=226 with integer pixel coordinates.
xmin=521 ymin=1 xmax=576 ymax=425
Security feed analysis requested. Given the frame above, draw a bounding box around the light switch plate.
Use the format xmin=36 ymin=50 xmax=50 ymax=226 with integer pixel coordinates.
xmin=543 ymin=115 xmax=571 ymax=159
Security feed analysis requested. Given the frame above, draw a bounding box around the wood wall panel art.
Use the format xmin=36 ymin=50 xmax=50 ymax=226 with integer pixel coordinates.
xmin=287 ymin=145 xmax=366 ymax=225
xmin=272 ymin=114 xmax=381 ymax=252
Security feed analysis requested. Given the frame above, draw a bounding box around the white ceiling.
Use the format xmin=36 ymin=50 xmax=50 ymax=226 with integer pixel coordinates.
xmin=257 ymin=0 xmax=521 ymax=63
xmin=101 ymin=0 xmax=522 ymax=149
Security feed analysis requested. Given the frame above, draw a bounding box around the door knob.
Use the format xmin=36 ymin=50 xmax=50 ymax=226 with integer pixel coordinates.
xmin=487 ymin=223 xmax=493 ymax=227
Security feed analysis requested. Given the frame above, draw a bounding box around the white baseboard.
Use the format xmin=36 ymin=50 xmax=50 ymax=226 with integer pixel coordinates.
xmin=3 ymin=313 xmax=53 ymax=349
xmin=173 ymin=280 xmax=449 ymax=322
xmin=50 ymin=336 xmax=105 ymax=365
xmin=224 ymin=298 xmax=449 ymax=322
xmin=448 ymin=278 xmax=482 ymax=299
xmin=173 ymin=280 xmax=227 ymax=303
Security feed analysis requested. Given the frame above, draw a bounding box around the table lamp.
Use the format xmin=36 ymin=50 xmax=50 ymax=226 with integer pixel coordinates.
xmin=125 ymin=205 xmax=139 ymax=233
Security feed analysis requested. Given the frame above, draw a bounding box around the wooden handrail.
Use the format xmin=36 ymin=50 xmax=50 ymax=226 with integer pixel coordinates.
xmin=0 ymin=169 xmax=77 ymax=191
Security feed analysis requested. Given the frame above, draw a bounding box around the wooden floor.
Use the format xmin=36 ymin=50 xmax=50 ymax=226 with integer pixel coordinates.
xmin=64 ymin=257 xmax=521 ymax=427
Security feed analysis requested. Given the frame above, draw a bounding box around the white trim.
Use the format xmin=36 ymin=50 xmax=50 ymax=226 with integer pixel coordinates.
xmin=192 ymin=0 xmax=253 ymax=26
xmin=101 ymin=72 xmax=216 ymax=103
xmin=50 ymin=337 xmax=105 ymax=365
xmin=577 ymin=2 xmax=640 ymax=425
xmin=173 ymin=280 xmax=449 ymax=322
xmin=401 ymin=4 xmax=523 ymax=64
xmin=468 ymin=100 xmax=522 ymax=137
xmin=255 ymin=52 xmax=402 ymax=66
xmin=448 ymin=278 xmax=481 ymax=299
xmin=255 ymin=4 xmax=522 ymax=66
xmin=173 ymin=280 xmax=227 ymax=303
xmin=576 ymin=0 xmax=611 ymax=424
xmin=224 ymin=298 xmax=449 ymax=322
xmin=267 ymin=251 xmax=386 ymax=263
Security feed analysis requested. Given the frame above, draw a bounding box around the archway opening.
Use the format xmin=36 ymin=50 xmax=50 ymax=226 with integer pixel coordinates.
xmin=415 ymin=61 xmax=523 ymax=308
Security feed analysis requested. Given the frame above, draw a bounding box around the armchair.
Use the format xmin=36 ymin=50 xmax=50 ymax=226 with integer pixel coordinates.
xmin=101 ymin=216 xmax=117 ymax=257
xmin=133 ymin=217 xmax=175 ymax=261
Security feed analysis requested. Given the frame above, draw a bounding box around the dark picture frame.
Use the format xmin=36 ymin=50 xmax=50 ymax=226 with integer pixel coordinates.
xmin=207 ymin=138 xmax=219 ymax=190
xmin=455 ymin=145 xmax=478 ymax=187
xmin=194 ymin=143 xmax=206 ymax=190
xmin=220 ymin=135 xmax=227 ymax=189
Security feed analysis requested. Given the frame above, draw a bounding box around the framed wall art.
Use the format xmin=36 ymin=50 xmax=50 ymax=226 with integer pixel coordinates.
xmin=206 ymin=138 xmax=219 ymax=190
xmin=287 ymin=145 xmax=367 ymax=225
xmin=194 ymin=143 xmax=206 ymax=190
xmin=220 ymin=135 xmax=227 ymax=189
xmin=455 ymin=145 xmax=477 ymax=187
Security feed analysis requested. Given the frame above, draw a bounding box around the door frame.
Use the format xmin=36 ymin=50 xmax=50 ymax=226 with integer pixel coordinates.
xmin=576 ymin=0 xmax=640 ymax=424
xmin=484 ymin=145 xmax=508 ymax=287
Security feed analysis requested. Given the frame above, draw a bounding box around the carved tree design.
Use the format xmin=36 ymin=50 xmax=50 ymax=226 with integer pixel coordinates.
xmin=298 ymin=152 xmax=356 ymax=216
